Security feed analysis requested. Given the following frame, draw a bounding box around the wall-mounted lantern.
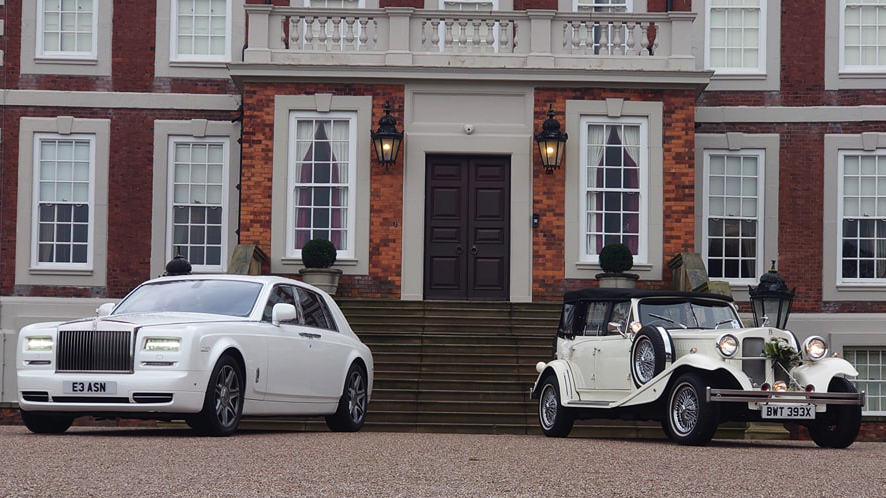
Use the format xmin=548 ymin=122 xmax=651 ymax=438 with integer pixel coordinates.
xmin=535 ymin=104 xmax=568 ymax=174
xmin=748 ymin=261 xmax=796 ymax=329
xmin=370 ymin=100 xmax=403 ymax=167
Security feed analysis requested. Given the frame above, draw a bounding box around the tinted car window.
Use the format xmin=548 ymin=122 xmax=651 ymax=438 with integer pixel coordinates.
xmin=262 ymin=285 xmax=298 ymax=323
xmin=296 ymin=288 xmax=337 ymax=331
xmin=114 ymin=280 xmax=263 ymax=317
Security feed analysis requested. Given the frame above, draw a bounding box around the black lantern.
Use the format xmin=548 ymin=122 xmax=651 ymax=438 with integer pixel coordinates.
xmin=370 ymin=100 xmax=403 ymax=167
xmin=164 ymin=254 xmax=192 ymax=276
xmin=535 ymin=104 xmax=568 ymax=174
xmin=748 ymin=261 xmax=795 ymax=329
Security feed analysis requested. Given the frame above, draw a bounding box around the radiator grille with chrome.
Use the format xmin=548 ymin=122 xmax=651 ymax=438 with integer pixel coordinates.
xmin=56 ymin=330 xmax=133 ymax=373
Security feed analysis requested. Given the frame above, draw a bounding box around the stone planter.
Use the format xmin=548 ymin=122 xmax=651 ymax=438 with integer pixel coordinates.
xmin=595 ymin=272 xmax=640 ymax=288
xmin=299 ymin=268 xmax=343 ymax=295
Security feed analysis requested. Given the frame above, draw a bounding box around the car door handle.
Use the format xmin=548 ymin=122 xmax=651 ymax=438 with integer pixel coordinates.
xmin=299 ymin=332 xmax=321 ymax=339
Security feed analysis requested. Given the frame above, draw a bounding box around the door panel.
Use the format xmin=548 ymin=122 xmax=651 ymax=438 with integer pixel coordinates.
xmin=425 ymin=155 xmax=510 ymax=300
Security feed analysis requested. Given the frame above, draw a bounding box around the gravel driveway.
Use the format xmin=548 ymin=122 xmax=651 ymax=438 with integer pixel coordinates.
xmin=1 ymin=426 xmax=884 ymax=497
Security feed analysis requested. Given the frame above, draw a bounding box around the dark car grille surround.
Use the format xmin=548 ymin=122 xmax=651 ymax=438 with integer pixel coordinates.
xmin=56 ymin=330 xmax=134 ymax=373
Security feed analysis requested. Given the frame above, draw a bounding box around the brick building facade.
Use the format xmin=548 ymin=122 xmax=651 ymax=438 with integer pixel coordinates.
xmin=1 ymin=0 xmax=885 ymax=424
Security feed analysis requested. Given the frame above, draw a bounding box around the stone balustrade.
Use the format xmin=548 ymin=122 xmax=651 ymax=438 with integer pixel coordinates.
xmin=241 ymin=5 xmax=697 ymax=74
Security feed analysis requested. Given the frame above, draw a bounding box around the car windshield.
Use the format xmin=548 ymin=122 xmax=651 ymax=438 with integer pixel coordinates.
xmin=638 ymin=299 xmax=740 ymax=330
xmin=113 ymin=279 xmax=264 ymax=317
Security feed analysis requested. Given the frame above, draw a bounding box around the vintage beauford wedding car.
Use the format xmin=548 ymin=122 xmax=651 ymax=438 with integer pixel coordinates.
xmin=531 ymin=288 xmax=865 ymax=447
xmin=17 ymin=275 xmax=373 ymax=436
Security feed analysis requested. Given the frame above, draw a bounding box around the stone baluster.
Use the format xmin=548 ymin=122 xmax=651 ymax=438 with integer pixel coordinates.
xmin=304 ymin=17 xmax=315 ymax=51
xmin=289 ymin=17 xmax=300 ymax=51
xmin=431 ymin=19 xmax=441 ymax=52
xmin=500 ymin=20 xmax=510 ymax=53
xmin=458 ymin=19 xmax=468 ymax=53
xmin=472 ymin=19 xmax=482 ymax=53
xmin=485 ymin=20 xmax=495 ymax=53
xmin=613 ymin=22 xmax=623 ymax=56
xmin=359 ymin=18 xmax=369 ymax=51
xmin=640 ymin=22 xmax=649 ymax=56
xmin=345 ymin=18 xmax=356 ymax=51
xmin=444 ymin=20 xmax=454 ymax=52
xmin=332 ymin=18 xmax=342 ymax=52
xmin=317 ymin=17 xmax=328 ymax=51
xmin=626 ymin=22 xmax=636 ymax=55
xmin=571 ymin=22 xmax=581 ymax=55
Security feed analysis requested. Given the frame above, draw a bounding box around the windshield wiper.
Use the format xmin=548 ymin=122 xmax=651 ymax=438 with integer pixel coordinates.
xmin=648 ymin=313 xmax=687 ymax=329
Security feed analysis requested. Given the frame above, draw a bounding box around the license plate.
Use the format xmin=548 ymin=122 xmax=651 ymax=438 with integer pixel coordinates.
xmin=63 ymin=381 xmax=117 ymax=395
xmin=761 ymin=403 xmax=814 ymax=420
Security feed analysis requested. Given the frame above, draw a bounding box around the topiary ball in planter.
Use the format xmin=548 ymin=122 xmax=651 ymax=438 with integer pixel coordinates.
xmin=599 ymin=243 xmax=634 ymax=274
xmin=301 ymin=239 xmax=337 ymax=268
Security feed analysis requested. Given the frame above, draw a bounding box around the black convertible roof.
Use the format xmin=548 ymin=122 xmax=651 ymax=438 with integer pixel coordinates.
xmin=563 ymin=288 xmax=734 ymax=304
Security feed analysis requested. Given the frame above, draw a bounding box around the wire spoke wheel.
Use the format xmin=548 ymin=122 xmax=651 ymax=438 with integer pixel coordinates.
xmin=670 ymin=384 xmax=699 ymax=435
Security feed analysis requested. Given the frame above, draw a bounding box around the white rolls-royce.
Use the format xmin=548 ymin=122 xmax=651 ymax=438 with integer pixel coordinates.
xmin=17 ymin=274 xmax=373 ymax=436
xmin=531 ymin=288 xmax=865 ymax=447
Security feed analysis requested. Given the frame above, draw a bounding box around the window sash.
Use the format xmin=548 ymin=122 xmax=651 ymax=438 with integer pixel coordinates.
xmin=37 ymin=0 xmax=97 ymax=58
xmin=287 ymin=112 xmax=357 ymax=260
xmin=702 ymin=150 xmax=765 ymax=282
xmin=838 ymin=151 xmax=886 ymax=282
xmin=841 ymin=0 xmax=886 ymax=71
xmin=306 ymin=0 xmax=365 ymax=7
xmin=844 ymin=347 xmax=886 ymax=415
xmin=32 ymin=134 xmax=95 ymax=269
xmin=579 ymin=116 xmax=648 ymax=264
xmin=167 ymin=138 xmax=228 ymax=271
xmin=170 ymin=0 xmax=231 ymax=61
xmin=706 ymin=0 xmax=764 ymax=73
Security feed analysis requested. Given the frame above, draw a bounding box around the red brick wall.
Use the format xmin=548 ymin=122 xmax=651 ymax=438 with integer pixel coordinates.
xmin=239 ymin=83 xmax=406 ymax=299
xmin=532 ymin=88 xmax=698 ymax=301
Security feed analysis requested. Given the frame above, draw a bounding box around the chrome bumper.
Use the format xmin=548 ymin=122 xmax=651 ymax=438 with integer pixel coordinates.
xmin=707 ymin=387 xmax=866 ymax=406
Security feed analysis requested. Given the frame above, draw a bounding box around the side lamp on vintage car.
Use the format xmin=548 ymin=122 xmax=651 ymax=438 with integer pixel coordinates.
xmin=748 ymin=261 xmax=795 ymax=329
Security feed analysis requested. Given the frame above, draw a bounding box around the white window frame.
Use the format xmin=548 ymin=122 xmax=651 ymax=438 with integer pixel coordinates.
xmin=286 ymin=111 xmax=358 ymax=261
xmin=692 ymin=0 xmax=780 ymax=91
xmin=16 ymin=117 xmax=110 ymax=287
xmin=169 ymin=0 xmax=232 ymax=63
xmin=305 ymin=0 xmax=366 ymax=7
xmin=701 ymin=149 xmax=765 ymax=285
xmin=155 ymin=0 xmax=244 ymax=78
xmin=836 ymin=149 xmax=886 ymax=284
xmin=271 ymin=94 xmax=371 ymax=276
xmin=565 ymin=99 xmax=663 ymax=281
xmin=166 ymin=136 xmax=230 ymax=272
xmin=578 ymin=115 xmax=649 ymax=265
xmin=704 ymin=0 xmax=765 ymax=75
xmin=21 ymin=0 xmax=112 ymax=76
xmin=31 ymin=133 xmax=96 ymax=271
xmin=151 ymin=120 xmax=240 ymax=277
xmin=573 ymin=0 xmax=632 ymax=12
xmin=839 ymin=0 xmax=886 ymax=74
xmin=844 ymin=346 xmax=886 ymax=415
xmin=36 ymin=0 xmax=98 ymax=60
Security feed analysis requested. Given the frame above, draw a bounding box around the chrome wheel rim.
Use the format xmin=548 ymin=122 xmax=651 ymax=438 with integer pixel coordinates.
xmin=213 ymin=364 xmax=242 ymax=428
xmin=670 ymin=383 xmax=699 ymax=436
xmin=540 ymin=384 xmax=558 ymax=429
xmin=633 ymin=337 xmax=655 ymax=383
xmin=347 ymin=370 xmax=367 ymax=424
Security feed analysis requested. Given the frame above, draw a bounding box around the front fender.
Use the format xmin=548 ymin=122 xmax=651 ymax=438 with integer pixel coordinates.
xmin=530 ymin=360 xmax=577 ymax=403
xmin=791 ymin=357 xmax=859 ymax=391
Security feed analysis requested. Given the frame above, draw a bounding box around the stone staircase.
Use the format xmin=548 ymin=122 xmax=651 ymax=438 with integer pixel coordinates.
xmin=241 ymin=298 xmax=667 ymax=438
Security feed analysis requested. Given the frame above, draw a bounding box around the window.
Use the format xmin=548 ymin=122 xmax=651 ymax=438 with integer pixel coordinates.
xmin=287 ymin=112 xmax=356 ymax=260
xmin=582 ymin=301 xmax=609 ymax=336
xmin=580 ymin=116 xmax=648 ymax=264
xmin=38 ymin=0 xmax=97 ymax=58
xmin=170 ymin=0 xmax=231 ymax=62
xmin=296 ymin=287 xmax=337 ymax=331
xmin=705 ymin=0 xmax=764 ymax=73
xmin=702 ymin=150 xmax=764 ymax=282
xmin=573 ymin=0 xmax=632 ymax=54
xmin=168 ymin=137 xmax=228 ymax=271
xmin=841 ymin=0 xmax=886 ymax=72
xmin=838 ymin=151 xmax=886 ymax=282
xmin=262 ymin=285 xmax=297 ymax=323
xmin=844 ymin=347 xmax=886 ymax=415
xmin=307 ymin=0 xmax=363 ymax=6
xmin=32 ymin=134 xmax=95 ymax=269
xmin=574 ymin=0 xmax=630 ymax=11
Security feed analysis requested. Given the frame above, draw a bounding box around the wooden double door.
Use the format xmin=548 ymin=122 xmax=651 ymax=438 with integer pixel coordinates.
xmin=424 ymin=155 xmax=510 ymax=301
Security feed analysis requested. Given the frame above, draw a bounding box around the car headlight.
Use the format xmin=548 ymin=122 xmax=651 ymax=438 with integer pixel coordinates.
xmin=803 ymin=336 xmax=828 ymax=361
xmin=716 ymin=334 xmax=739 ymax=358
xmin=26 ymin=336 xmax=54 ymax=351
xmin=144 ymin=337 xmax=181 ymax=352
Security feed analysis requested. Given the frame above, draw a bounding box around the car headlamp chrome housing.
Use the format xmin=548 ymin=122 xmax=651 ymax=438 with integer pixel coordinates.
xmin=25 ymin=336 xmax=54 ymax=352
xmin=716 ymin=334 xmax=739 ymax=358
xmin=144 ymin=337 xmax=181 ymax=353
xmin=802 ymin=336 xmax=828 ymax=361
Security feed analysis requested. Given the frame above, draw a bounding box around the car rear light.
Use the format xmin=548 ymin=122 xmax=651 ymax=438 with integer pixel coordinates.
xmin=806 ymin=385 xmax=815 ymax=393
xmin=761 ymin=383 xmax=770 ymax=392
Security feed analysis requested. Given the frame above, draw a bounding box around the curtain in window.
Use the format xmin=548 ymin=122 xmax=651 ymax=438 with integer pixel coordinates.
xmin=591 ymin=125 xmax=639 ymax=255
xmin=329 ymin=121 xmax=349 ymax=251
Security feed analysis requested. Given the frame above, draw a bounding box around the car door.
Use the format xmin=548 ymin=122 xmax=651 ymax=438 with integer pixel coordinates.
xmin=593 ymin=301 xmax=634 ymax=393
xmin=263 ymin=284 xmax=315 ymax=401
xmin=293 ymin=287 xmax=353 ymax=402
xmin=569 ymin=301 xmax=608 ymax=391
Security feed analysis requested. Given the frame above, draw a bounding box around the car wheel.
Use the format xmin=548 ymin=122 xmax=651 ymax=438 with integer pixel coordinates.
xmin=631 ymin=326 xmax=669 ymax=387
xmin=20 ymin=411 xmax=75 ymax=434
xmin=807 ymin=377 xmax=862 ymax=449
xmin=662 ymin=372 xmax=719 ymax=446
xmin=326 ymin=363 xmax=368 ymax=432
xmin=191 ymin=354 xmax=244 ymax=437
xmin=538 ymin=375 xmax=574 ymax=438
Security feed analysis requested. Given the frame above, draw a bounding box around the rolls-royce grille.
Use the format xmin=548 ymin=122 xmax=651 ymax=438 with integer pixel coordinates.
xmin=57 ymin=330 xmax=133 ymax=373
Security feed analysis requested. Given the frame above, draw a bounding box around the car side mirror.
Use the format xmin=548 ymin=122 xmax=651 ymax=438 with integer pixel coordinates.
xmin=272 ymin=303 xmax=298 ymax=326
xmin=608 ymin=321 xmax=628 ymax=338
xmin=96 ymin=303 xmax=115 ymax=317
